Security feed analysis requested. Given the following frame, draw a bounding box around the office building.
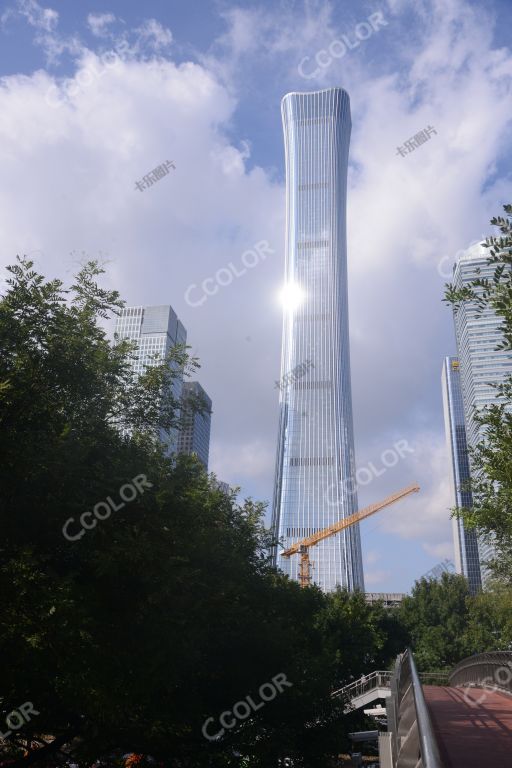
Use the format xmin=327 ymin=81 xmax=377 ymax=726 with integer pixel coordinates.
xmin=271 ymin=87 xmax=364 ymax=592
xmin=114 ymin=304 xmax=186 ymax=454
xmin=177 ymin=381 xmax=212 ymax=470
xmin=441 ymin=356 xmax=482 ymax=594
xmin=452 ymin=244 xmax=512 ymax=583
xmin=365 ymin=593 xmax=406 ymax=608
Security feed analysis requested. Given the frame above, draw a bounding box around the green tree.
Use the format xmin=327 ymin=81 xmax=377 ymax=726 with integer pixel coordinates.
xmin=315 ymin=589 xmax=405 ymax=685
xmin=464 ymin=582 xmax=512 ymax=651
xmin=371 ymin=601 xmax=411 ymax=669
xmin=399 ymin=573 xmax=471 ymax=669
xmin=444 ymin=204 xmax=512 ymax=582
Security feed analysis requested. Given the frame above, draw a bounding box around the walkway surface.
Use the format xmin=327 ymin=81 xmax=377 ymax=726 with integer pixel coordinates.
xmin=423 ymin=685 xmax=512 ymax=767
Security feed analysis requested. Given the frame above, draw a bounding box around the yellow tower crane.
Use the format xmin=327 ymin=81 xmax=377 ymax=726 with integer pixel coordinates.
xmin=281 ymin=482 xmax=420 ymax=587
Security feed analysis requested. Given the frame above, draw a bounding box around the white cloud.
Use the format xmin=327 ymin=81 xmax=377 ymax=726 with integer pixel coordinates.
xmin=3 ymin=2 xmax=173 ymax=66
xmin=210 ymin=438 xmax=275 ymax=485
xmin=423 ymin=541 xmax=455 ymax=560
xmin=16 ymin=0 xmax=58 ymax=32
xmin=365 ymin=568 xmax=393 ymax=586
xmin=1 ymin=0 xmax=81 ymax=64
xmin=215 ymin=7 xmax=269 ymax=58
xmin=375 ymin=433 xmax=453 ymax=546
xmin=87 ymin=12 xmax=116 ymax=38
xmin=134 ymin=19 xmax=172 ymax=53
xmin=203 ymin=2 xmax=338 ymax=84
xmin=364 ymin=550 xmax=382 ymax=565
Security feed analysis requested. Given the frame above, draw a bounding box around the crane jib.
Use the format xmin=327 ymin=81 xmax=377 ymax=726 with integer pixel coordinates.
xmin=280 ymin=483 xmax=419 ymax=560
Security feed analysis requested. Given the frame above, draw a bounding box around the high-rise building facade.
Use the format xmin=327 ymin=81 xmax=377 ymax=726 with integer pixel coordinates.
xmin=114 ymin=304 xmax=186 ymax=453
xmin=452 ymin=244 xmax=512 ymax=583
xmin=272 ymin=87 xmax=364 ymax=592
xmin=441 ymin=356 xmax=482 ymax=594
xmin=177 ymin=381 xmax=212 ymax=470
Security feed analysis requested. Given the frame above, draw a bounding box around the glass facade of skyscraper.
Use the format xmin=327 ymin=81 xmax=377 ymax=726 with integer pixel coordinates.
xmin=441 ymin=356 xmax=482 ymax=594
xmin=177 ymin=381 xmax=212 ymax=470
xmin=452 ymin=245 xmax=512 ymax=583
xmin=271 ymin=87 xmax=364 ymax=592
xmin=114 ymin=304 xmax=187 ymax=454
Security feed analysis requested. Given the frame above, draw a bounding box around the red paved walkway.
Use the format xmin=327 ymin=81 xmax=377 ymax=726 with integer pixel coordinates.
xmin=423 ymin=685 xmax=512 ymax=767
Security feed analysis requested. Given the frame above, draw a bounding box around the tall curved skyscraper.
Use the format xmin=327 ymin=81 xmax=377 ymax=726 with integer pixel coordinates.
xmin=272 ymin=87 xmax=364 ymax=592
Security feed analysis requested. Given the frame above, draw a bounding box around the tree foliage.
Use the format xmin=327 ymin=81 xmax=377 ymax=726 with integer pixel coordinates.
xmin=399 ymin=574 xmax=471 ymax=669
xmin=401 ymin=573 xmax=512 ymax=668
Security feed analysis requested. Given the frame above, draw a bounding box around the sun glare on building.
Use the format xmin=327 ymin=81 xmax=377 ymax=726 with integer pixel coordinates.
xmin=280 ymin=281 xmax=304 ymax=312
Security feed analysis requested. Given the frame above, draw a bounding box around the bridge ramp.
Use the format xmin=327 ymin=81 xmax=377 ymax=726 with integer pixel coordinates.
xmin=423 ymin=685 xmax=512 ymax=767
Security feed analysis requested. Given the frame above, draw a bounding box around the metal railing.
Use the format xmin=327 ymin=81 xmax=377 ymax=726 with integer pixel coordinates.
xmin=419 ymin=671 xmax=450 ymax=686
xmin=332 ymin=669 xmax=449 ymax=707
xmin=332 ymin=670 xmax=392 ymax=702
xmin=449 ymin=651 xmax=512 ymax=694
xmin=383 ymin=649 xmax=442 ymax=768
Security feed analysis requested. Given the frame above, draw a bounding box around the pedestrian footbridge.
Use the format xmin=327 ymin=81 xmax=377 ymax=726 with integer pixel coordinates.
xmin=332 ymin=671 xmax=393 ymax=713
xmin=334 ymin=651 xmax=512 ymax=767
xmin=333 ymin=668 xmax=447 ymax=715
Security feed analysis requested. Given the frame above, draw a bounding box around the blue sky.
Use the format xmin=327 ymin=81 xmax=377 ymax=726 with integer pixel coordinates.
xmin=1 ymin=0 xmax=512 ymax=592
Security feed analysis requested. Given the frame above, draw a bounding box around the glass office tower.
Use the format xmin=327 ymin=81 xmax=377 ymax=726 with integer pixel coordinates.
xmin=114 ymin=305 xmax=187 ymax=454
xmin=452 ymin=245 xmax=512 ymax=584
xmin=441 ymin=356 xmax=482 ymax=594
xmin=272 ymin=87 xmax=364 ymax=592
xmin=177 ymin=381 xmax=212 ymax=470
